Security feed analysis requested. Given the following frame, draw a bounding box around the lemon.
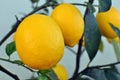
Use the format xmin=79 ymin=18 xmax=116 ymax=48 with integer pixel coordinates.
xmin=53 ymin=64 xmax=68 ymax=80
xmin=51 ymin=3 xmax=84 ymax=47
xmin=96 ymin=7 xmax=120 ymax=38
xmin=15 ymin=14 xmax=64 ymax=70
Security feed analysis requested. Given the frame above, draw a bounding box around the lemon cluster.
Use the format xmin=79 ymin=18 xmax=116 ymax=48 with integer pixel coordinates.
xmin=14 ymin=3 xmax=84 ymax=70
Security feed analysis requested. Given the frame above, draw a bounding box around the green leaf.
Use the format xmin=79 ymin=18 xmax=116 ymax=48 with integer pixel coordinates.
xmin=13 ymin=60 xmax=23 ymax=65
xmin=104 ymin=68 xmax=120 ymax=80
xmin=110 ymin=23 xmax=120 ymax=38
xmin=99 ymin=40 xmax=104 ymax=52
xmin=5 ymin=41 xmax=16 ymax=57
xmin=87 ymin=3 xmax=96 ymax=13
xmin=98 ymin=0 xmax=111 ymax=12
xmin=38 ymin=74 xmax=49 ymax=80
xmin=82 ymin=68 xmax=107 ymax=80
xmin=111 ymin=39 xmax=120 ymax=61
xmin=30 ymin=0 xmax=39 ymax=3
xmin=38 ymin=69 xmax=58 ymax=80
xmin=84 ymin=9 xmax=101 ymax=61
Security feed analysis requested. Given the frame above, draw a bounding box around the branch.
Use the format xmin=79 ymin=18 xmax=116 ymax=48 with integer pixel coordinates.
xmin=0 ymin=65 xmax=20 ymax=80
xmin=0 ymin=58 xmax=34 ymax=72
xmin=71 ymin=36 xmax=83 ymax=80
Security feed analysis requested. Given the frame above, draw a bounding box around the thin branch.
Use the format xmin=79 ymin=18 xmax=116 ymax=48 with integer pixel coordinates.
xmin=89 ymin=61 xmax=120 ymax=69
xmin=0 ymin=58 xmax=34 ymax=72
xmin=71 ymin=36 xmax=83 ymax=80
xmin=0 ymin=65 xmax=20 ymax=80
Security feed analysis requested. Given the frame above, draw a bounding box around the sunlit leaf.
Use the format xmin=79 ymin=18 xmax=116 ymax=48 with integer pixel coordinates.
xmin=5 ymin=41 xmax=16 ymax=57
xmin=84 ymin=9 xmax=101 ymax=61
xmin=81 ymin=68 xmax=107 ymax=80
xmin=111 ymin=39 xmax=120 ymax=61
xmin=98 ymin=0 xmax=111 ymax=12
xmin=99 ymin=40 xmax=104 ymax=52
xmin=104 ymin=68 xmax=120 ymax=80
xmin=38 ymin=74 xmax=49 ymax=80
xmin=110 ymin=23 xmax=120 ymax=38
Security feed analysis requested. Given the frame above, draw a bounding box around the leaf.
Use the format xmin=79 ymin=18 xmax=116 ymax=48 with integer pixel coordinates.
xmin=30 ymin=0 xmax=39 ymax=3
xmin=84 ymin=9 xmax=101 ymax=61
xmin=99 ymin=40 xmax=104 ymax=52
xmin=38 ymin=69 xmax=58 ymax=80
xmin=13 ymin=60 xmax=23 ymax=65
xmin=5 ymin=41 xmax=16 ymax=57
xmin=109 ymin=23 xmax=120 ymax=38
xmin=98 ymin=0 xmax=111 ymax=12
xmin=38 ymin=74 xmax=49 ymax=80
xmin=111 ymin=39 xmax=120 ymax=61
xmin=87 ymin=3 xmax=96 ymax=13
xmin=104 ymin=68 xmax=120 ymax=80
xmin=82 ymin=68 xmax=107 ymax=80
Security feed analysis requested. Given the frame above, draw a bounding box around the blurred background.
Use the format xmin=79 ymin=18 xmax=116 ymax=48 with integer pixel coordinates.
xmin=0 ymin=0 xmax=120 ymax=80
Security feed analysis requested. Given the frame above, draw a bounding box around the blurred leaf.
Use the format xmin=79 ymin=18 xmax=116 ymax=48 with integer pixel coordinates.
xmin=84 ymin=9 xmax=101 ymax=61
xmin=110 ymin=23 xmax=120 ymax=38
xmin=38 ymin=69 xmax=58 ymax=80
xmin=13 ymin=60 xmax=23 ymax=65
xmin=104 ymin=68 xmax=120 ymax=80
xmin=87 ymin=3 xmax=96 ymax=13
xmin=99 ymin=40 xmax=104 ymax=52
xmin=30 ymin=0 xmax=39 ymax=3
xmin=98 ymin=0 xmax=111 ymax=12
xmin=82 ymin=68 xmax=107 ymax=80
xmin=111 ymin=39 xmax=120 ymax=61
xmin=38 ymin=74 xmax=49 ymax=80
xmin=5 ymin=41 xmax=16 ymax=57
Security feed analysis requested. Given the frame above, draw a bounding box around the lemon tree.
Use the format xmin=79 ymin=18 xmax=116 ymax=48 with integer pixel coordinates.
xmin=1 ymin=0 xmax=120 ymax=80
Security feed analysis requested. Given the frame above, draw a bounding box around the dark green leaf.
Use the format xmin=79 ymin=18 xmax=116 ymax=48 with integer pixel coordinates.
xmin=110 ymin=23 xmax=120 ymax=38
xmin=82 ymin=68 xmax=107 ymax=80
xmin=13 ymin=60 xmax=23 ymax=65
xmin=84 ymin=9 xmax=101 ymax=61
xmin=105 ymin=68 xmax=120 ymax=80
xmin=38 ymin=69 xmax=58 ymax=80
xmin=87 ymin=3 xmax=96 ymax=13
xmin=5 ymin=41 xmax=16 ymax=57
xmin=98 ymin=0 xmax=111 ymax=12
xmin=111 ymin=39 xmax=120 ymax=61
xmin=30 ymin=0 xmax=39 ymax=3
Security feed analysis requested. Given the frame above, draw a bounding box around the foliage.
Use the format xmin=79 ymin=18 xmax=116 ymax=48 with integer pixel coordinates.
xmin=1 ymin=0 xmax=120 ymax=80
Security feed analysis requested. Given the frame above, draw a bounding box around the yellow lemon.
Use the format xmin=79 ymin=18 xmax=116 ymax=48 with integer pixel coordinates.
xmin=15 ymin=14 xmax=64 ymax=70
xmin=51 ymin=3 xmax=84 ymax=47
xmin=53 ymin=64 xmax=68 ymax=80
xmin=96 ymin=7 xmax=120 ymax=38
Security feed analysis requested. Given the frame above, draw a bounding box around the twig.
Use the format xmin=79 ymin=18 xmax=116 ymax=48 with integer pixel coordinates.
xmin=0 ymin=58 xmax=34 ymax=72
xmin=0 ymin=65 xmax=20 ymax=80
xmin=71 ymin=37 xmax=83 ymax=80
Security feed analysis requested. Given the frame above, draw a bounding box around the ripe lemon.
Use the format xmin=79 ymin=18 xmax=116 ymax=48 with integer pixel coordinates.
xmin=53 ymin=64 xmax=68 ymax=80
xmin=15 ymin=14 xmax=64 ymax=70
xmin=96 ymin=7 xmax=120 ymax=38
xmin=51 ymin=3 xmax=84 ymax=47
